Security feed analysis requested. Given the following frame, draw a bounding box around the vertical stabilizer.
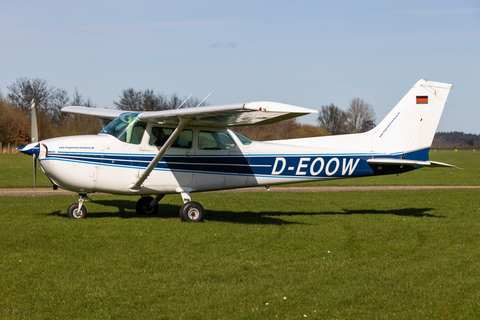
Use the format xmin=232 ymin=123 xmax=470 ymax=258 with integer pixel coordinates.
xmin=370 ymin=79 xmax=452 ymax=160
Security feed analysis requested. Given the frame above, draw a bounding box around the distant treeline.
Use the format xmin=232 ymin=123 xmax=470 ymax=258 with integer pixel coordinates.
xmin=0 ymin=77 xmax=372 ymax=150
xmin=0 ymin=77 xmax=206 ymax=149
xmin=433 ymin=132 xmax=480 ymax=148
xmin=4 ymin=76 xmax=475 ymax=151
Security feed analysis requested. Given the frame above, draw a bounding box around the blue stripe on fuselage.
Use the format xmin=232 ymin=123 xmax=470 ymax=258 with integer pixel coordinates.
xmin=42 ymin=151 xmax=412 ymax=178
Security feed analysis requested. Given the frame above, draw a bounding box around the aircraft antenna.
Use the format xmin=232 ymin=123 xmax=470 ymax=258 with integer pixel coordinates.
xmin=195 ymin=92 xmax=211 ymax=108
xmin=176 ymin=93 xmax=193 ymax=109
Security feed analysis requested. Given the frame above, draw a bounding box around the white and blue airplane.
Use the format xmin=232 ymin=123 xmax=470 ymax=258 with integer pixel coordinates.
xmin=18 ymin=79 xmax=454 ymax=221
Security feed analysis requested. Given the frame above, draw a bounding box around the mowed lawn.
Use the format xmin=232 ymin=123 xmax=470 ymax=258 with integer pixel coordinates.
xmin=1 ymin=150 xmax=479 ymax=318
xmin=1 ymin=190 xmax=480 ymax=319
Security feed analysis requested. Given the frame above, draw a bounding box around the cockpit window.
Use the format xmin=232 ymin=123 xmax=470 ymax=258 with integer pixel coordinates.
xmin=198 ymin=131 xmax=236 ymax=150
xmin=100 ymin=113 xmax=147 ymax=145
xmin=232 ymin=131 xmax=253 ymax=145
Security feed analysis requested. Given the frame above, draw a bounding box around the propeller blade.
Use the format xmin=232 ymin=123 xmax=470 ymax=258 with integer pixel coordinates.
xmin=31 ymin=99 xmax=38 ymax=202
xmin=31 ymin=99 xmax=38 ymax=143
xmin=33 ymin=154 xmax=37 ymax=201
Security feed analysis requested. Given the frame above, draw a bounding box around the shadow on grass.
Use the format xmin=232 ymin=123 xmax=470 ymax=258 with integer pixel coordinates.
xmin=339 ymin=208 xmax=444 ymax=218
xmin=47 ymin=199 xmax=444 ymax=224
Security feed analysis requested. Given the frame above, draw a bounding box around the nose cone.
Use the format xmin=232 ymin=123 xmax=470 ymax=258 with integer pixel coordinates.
xmin=17 ymin=142 xmax=40 ymax=157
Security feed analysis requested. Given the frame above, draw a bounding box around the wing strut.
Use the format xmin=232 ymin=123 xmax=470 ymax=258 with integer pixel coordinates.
xmin=129 ymin=117 xmax=191 ymax=192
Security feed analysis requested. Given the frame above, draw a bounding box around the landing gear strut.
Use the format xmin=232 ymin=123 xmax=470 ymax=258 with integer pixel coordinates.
xmin=67 ymin=194 xmax=91 ymax=219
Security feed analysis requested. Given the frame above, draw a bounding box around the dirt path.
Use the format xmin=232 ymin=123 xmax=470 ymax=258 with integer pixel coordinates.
xmin=1 ymin=185 xmax=479 ymax=196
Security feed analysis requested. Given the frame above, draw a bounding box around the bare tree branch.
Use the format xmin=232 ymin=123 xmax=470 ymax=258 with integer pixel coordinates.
xmin=114 ymin=89 xmax=208 ymax=111
xmin=347 ymin=98 xmax=376 ymax=133
xmin=7 ymin=77 xmax=55 ymax=113
xmin=317 ymin=103 xmax=349 ymax=135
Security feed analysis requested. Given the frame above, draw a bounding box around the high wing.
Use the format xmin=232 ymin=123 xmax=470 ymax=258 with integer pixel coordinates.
xmin=137 ymin=102 xmax=317 ymax=126
xmin=61 ymin=106 xmax=126 ymax=119
xmin=62 ymin=102 xmax=317 ymax=127
xmin=61 ymin=106 xmax=128 ymax=128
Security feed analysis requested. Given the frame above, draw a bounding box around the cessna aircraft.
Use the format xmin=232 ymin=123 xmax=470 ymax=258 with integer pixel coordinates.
xmin=18 ymin=79 xmax=454 ymax=222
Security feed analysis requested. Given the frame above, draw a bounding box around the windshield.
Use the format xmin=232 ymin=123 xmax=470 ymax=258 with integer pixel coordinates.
xmin=100 ymin=112 xmax=147 ymax=144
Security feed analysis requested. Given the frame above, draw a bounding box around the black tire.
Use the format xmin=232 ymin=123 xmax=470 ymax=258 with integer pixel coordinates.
xmin=179 ymin=206 xmax=186 ymax=221
xmin=136 ymin=197 xmax=158 ymax=215
xmin=67 ymin=203 xmax=87 ymax=219
xmin=180 ymin=201 xmax=205 ymax=222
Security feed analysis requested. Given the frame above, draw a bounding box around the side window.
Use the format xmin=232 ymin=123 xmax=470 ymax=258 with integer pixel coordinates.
xmin=149 ymin=127 xmax=192 ymax=149
xmin=232 ymin=131 xmax=253 ymax=145
xmin=198 ymin=131 xmax=236 ymax=150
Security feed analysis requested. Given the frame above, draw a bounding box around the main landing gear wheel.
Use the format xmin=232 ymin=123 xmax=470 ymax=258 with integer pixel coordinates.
xmin=67 ymin=203 xmax=86 ymax=219
xmin=136 ymin=197 xmax=159 ymax=215
xmin=180 ymin=201 xmax=205 ymax=222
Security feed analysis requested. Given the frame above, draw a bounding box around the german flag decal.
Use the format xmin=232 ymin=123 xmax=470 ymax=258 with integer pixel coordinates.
xmin=416 ymin=96 xmax=428 ymax=104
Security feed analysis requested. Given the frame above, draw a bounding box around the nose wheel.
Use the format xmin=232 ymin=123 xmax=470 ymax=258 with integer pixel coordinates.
xmin=67 ymin=194 xmax=91 ymax=219
xmin=67 ymin=203 xmax=87 ymax=219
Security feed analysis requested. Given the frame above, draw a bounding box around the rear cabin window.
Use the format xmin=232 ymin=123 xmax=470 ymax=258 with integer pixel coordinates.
xmin=232 ymin=131 xmax=253 ymax=145
xmin=149 ymin=127 xmax=193 ymax=149
xmin=198 ymin=131 xmax=236 ymax=150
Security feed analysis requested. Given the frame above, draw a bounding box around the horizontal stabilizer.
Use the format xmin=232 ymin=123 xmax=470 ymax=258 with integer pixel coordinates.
xmin=367 ymin=158 xmax=456 ymax=168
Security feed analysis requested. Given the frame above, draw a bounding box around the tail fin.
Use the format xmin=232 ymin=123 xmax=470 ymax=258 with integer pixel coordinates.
xmin=370 ymin=79 xmax=452 ymax=161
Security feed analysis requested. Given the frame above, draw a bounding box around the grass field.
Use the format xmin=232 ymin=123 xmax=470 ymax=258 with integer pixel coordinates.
xmin=0 ymin=154 xmax=52 ymax=188
xmin=1 ymin=150 xmax=479 ymax=318
xmin=1 ymin=190 xmax=480 ymax=318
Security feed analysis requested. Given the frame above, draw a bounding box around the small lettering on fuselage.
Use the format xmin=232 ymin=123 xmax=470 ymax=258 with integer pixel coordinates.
xmin=271 ymin=157 xmax=360 ymax=176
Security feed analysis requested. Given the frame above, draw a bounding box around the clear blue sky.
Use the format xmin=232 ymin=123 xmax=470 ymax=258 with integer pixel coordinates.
xmin=1 ymin=0 xmax=479 ymax=133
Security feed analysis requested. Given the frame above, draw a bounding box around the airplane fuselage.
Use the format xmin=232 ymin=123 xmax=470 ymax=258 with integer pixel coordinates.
xmin=37 ymin=125 xmax=414 ymax=195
